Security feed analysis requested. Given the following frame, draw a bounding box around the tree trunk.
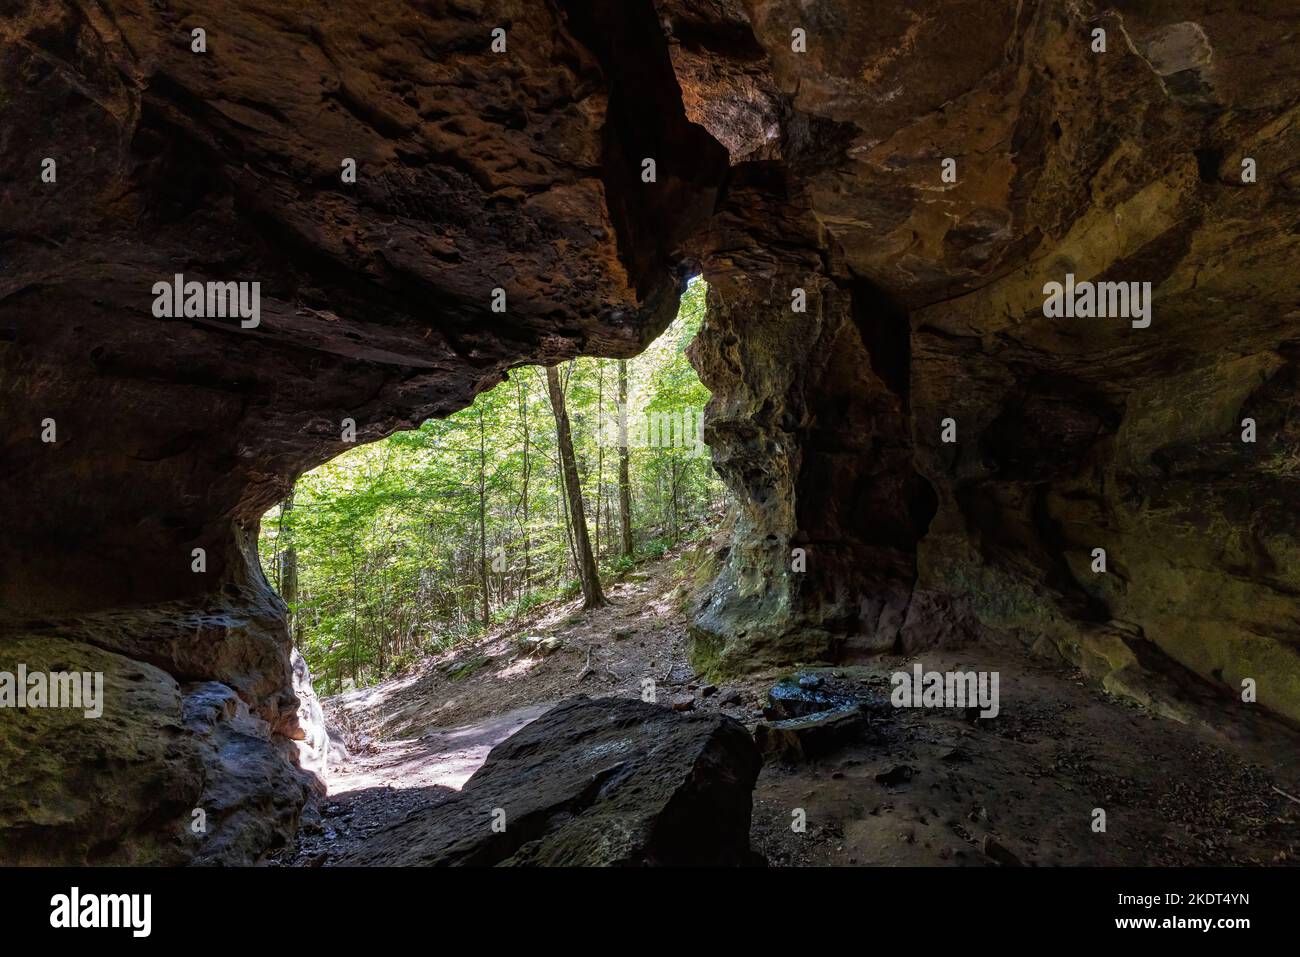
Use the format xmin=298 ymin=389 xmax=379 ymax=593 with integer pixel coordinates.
xmin=277 ymin=491 xmax=301 ymax=649
xmin=594 ymin=361 xmax=604 ymax=559
xmin=477 ymin=405 xmax=490 ymax=626
xmin=617 ymin=359 xmax=634 ymax=558
xmin=545 ymin=364 xmax=606 ymax=608
xmin=517 ymin=378 xmax=531 ymax=608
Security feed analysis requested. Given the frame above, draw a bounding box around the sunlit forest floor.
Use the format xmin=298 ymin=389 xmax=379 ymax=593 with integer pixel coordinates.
xmin=276 ymin=541 xmax=1300 ymax=868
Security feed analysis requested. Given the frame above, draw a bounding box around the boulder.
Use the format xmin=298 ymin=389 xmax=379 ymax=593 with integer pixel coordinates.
xmin=182 ymin=681 xmax=322 ymax=866
xmin=752 ymin=674 xmax=878 ymax=762
xmin=763 ymin=676 xmax=859 ymax=721
xmin=445 ymin=654 xmax=495 ymax=679
xmin=754 ymin=707 xmax=869 ymax=764
xmin=0 ymin=634 xmax=203 ymax=865
xmin=515 ymin=636 xmax=564 ymax=658
xmin=339 ymin=697 xmax=762 ymax=866
xmin=0 ymin=633 xmax=319 ymax=865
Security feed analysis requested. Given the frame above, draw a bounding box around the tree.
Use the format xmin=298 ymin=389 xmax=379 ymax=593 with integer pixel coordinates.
xmin=476 ymin=403 xmax=490 ymax=626
xmin=545 ymin=363 xmax=606 ymax=608
xmin=515 ymin=377 xmax=532 ymax=602
xmin=617 ymin=359 xmax=634 ymax=558
xmin=258 ymin=278 xmax=721 ymax=694
xmin=277 ymin=490 xmax=301 ymax=648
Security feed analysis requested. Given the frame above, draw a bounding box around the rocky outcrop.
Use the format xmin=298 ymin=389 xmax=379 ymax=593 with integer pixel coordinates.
xmin=687 ymin=165 xmax=931 ymax=675
xmin=671 ymin=1 xmax=1300 ymax=723
xmin=0 ymin=633 xmax=318 ymax=865
xmin=339 ymin=697 xmax=762 ymax=866
xmin=0 ymin=0 xmax=724 ymax=862
xmin=0 ymin=635 xmax=202 ymax=865
xmin=3 ymin=0 xmax=1299 ymax=863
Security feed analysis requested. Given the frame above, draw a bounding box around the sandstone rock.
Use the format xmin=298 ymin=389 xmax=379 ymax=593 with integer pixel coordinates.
xmin=763 ymin=677 xmax=857 ymax=721
xmin=182 ymin=681 xmax=322 ymax=867
xmin=515 ymin=636 xmax=565 ymax=659
xmin=671 ymin=1 xmax=1300 ymax=726
xmin=6 ymin=0 xmax=1300 ymax=862
xmin=753 ymin=707 xmax=868 ymax=764
xmin=981 ymin=835 xmax=1025 ymax=868
xmin=339 ymin=697 xmax=761 ymax=866
xmin=0 ymin=633 xmax=317 ymax=866
xmin=0 ymin=634 xmax=202 ymax=865
xmin=290 ymin=648 xmax=346 ymax=778
xmin=445 ymin=654 xmax=495 ymax=679
xmin=874 ymin=764 xmax=916 ymax=787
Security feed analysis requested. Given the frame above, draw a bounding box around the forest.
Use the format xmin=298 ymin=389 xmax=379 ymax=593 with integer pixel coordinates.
xmin=258 ymin=279 xmax=722 ymax=694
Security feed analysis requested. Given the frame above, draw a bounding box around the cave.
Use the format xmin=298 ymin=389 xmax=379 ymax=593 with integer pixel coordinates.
xmin=2 ymin=0 xmax=1299 ymax=891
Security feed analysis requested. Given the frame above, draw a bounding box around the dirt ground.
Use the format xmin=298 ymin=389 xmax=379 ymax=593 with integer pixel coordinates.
xmin=281 ymin=546 xmax=1300 ymax=867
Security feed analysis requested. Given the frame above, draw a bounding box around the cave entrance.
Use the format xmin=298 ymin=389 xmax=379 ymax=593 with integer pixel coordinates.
xmin=256 ymin=279 xmax=726 ymax=858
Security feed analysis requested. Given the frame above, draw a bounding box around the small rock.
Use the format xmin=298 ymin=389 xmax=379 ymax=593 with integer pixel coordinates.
xmin=764 ymin=678 xmax=853 ymax=720
xmin=701 ymin=684 xmax=718 ymax=698
xmin=874 ymin=764 xmax=915 ymax=786
xmin=753 ymin=706 xmax=867 ymax=763
xmin=514 ymin=636 xmax=563 ymax=657
xmin=445 ymin=654 xmax=494 ymax=680
xmin=719 ymin=688 xmax=742 ymax=705
xmin=798 ymin=674 xmax=823 ymax=690
xmin=670 ymin=694 xmax=695 ymax=712
xmin=981 ymin=834 xmax=1024 ymax=867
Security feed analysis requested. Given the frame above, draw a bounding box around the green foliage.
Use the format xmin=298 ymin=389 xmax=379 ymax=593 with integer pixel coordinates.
xmin=260 ymin=279 xmax=723 ymax=694
xmin=637 ymin=536 xmax=673 ymax=561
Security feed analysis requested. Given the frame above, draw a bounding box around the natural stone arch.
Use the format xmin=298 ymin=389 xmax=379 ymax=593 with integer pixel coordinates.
xmin=3 ymin=0 xmax=1300 ymax=864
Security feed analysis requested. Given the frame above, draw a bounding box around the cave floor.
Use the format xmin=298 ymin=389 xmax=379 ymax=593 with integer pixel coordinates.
xmin=280 ymin=550 xmax=1300 ymax=867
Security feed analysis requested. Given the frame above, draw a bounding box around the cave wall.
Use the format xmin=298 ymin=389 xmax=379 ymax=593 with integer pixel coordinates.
xmin=687 ymin=163 xmax=931 ymax=674
xmin=0 ymin=0 xmax=724 ymax=862
xmin=665 ymin=0 xmax=1300 ymax=723
xmin=2 ymin=0 xmax=1299 ymax=863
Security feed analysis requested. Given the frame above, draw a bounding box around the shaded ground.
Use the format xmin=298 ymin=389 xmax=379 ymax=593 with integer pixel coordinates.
xmin=748 ymin=659 xmax=1299 ymax=867
xmin=280 ymin=545 xmax=1300 ymax=867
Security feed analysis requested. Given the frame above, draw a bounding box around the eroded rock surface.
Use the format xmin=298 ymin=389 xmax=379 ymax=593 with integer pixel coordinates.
xmin=339 ymin=697 xmax=762 ymax=866
xmin=670 ymin=1 xmax=1300 ymax=724
xmin=3 ymin=0 xmax=1299 ymax=863
xmin=1 ymin=0 xmax=722 ymax=862
xmin=0 ymin=634 xmax=318 ymax=865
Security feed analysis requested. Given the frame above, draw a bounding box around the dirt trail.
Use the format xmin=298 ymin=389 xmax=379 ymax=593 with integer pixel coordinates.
xmin=282 ymin=548 xmax=1300 ymax=867
xmin=283 ymin=545 xmax=720 ymax=865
